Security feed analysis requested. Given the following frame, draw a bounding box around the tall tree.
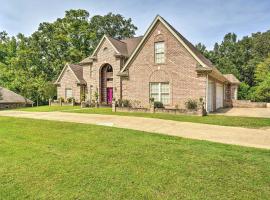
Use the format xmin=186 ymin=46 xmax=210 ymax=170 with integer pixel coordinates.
xmin=0 ymin=10 xmax=137 ymax=104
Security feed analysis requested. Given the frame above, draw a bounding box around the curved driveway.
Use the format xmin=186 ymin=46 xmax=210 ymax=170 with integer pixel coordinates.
xmin=0 ymin=110 xmax=270 ymax=149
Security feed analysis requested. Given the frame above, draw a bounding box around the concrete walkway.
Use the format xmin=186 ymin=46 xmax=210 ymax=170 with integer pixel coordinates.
xmin=0 ymin=110 xmax=270 ymax=149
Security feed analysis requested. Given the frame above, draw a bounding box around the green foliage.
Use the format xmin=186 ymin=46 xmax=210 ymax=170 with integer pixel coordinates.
xmin=250 ymin=76 xmax=270 ymax=102
xmin=122 ymin=99 xmax=131 ymax=107
xmin=185 ymin=99 xmax=198 ymax=110
xmin=67 ymin=97 xmax=75 ymax=103
xmin=154 ymin=101 xmax=164 ymax=108
xmin=0 ymin=9 xmax=137 ymax=105
xmin=0 ymin=89 xmax=2 ymax=100
xmin=197 ymin=30 xmax=270 ymax=102
xmin=238 ymin=82 xmax=250 ymax=100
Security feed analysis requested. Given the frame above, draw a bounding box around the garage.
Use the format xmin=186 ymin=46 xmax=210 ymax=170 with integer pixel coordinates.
xmin=207 ymin=80 xmax=214 ymax=112
xmin=216 ymin=83 xmax=224 ymax=109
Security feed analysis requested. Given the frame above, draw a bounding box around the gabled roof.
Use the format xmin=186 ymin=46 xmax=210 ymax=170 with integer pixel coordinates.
xmin=80 ymin=35 xmax=143 ymax=64
xmin=55 ymin=63 xmax=86 ymax=84
xmin=106 ymin=37 xmax=128 ymax=56
xmin=0 ymin=87 xmax=33 ymax=104
xmin=223 ymin=74 xmax=241 ymax=84
xmin=119 ymin=15 xmax=217 ymax=74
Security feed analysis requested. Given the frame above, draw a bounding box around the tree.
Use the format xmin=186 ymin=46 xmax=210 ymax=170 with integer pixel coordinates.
xmin=0 ymin=88 xmax=3 ymax=100
xmin=250 ymin=55 xmax=270 ymax=102
xmin=0 ymin=10 xmax=137 ymax=105
xmin=197 ymin=30 xmax=270 ymax=102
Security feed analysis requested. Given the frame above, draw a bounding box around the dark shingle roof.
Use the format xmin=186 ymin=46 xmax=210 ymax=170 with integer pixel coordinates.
xmin=69 ymin=64 xmax=86 ymax=84
xmin=107 ymin=36 xmax=143 ymax=57
xmin=121 ymin=36 xmax=144 ymax=56
xmin=0 ymin=87 xmax=33 ymax=104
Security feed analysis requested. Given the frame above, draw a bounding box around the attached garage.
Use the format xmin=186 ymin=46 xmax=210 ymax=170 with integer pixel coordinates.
xmin=216 ymin=83 xmax=224 ymax=109
xmin=207 ymin=80 xmax=214 ymax=112
xmin=207 ymin=80 xmax=225 ymax=112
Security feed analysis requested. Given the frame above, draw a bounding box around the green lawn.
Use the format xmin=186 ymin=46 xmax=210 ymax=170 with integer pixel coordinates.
xmin=17 ymin=105 xmax=81 ymax=112
xmin=17 ymin=106 xmax=270 ymax=129
xmin=0 ymin=117 xmax=269 ymax=199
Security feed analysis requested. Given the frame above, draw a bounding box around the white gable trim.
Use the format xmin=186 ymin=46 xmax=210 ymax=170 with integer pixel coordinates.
xmin=55 ymin=63 xmax=81 ymax=84
xmin=120 ymin=15 xmax=210 ymax=73
xmin=91 ymin=35 xmax=120 ymax=57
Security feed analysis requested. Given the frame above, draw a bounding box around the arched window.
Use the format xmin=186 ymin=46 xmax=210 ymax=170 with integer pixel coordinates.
xmin=107 ymin=65 xmax=113 ymax=72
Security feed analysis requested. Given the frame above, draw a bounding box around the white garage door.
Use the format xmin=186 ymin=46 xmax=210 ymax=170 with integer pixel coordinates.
xmin=216 ymin=83 xmax=224 ymax=109
xmin=207 ymin=80 xmax=214 ymax=112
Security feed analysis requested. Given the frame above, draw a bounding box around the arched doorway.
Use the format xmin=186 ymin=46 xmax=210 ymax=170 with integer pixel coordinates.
xmin=100 ymin=64 xmax=113 ymax=104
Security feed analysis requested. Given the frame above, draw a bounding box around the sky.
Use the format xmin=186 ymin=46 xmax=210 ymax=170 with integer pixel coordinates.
xmin=0 ymin=0 xmax=270 ymax=49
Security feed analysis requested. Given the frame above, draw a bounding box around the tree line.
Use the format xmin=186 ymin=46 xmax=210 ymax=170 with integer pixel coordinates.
xmin=0 ymin=9 xmax=269 ymax=104
xmin=196 ymin=32 xmax=270 ymax=102
xmin=0 ymin=9 xmax=137 ymax=105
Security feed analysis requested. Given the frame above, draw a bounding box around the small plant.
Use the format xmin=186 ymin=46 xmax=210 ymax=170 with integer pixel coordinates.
xmin=80 ymin=93 xmax=86 ymax=102
xmin=199 ymin=97 xmax=203 ymax=103
xmin=94 ymin=91 xmax=99 ymax=101
xmin=154 ymin=101 xmax=164 ymax=108
xmin=149 ymin=97 xmax=154 ymax=103
xmin=122 ymin=99 xmax=130 ymax=107
xmin=58 ymin=97 xmax=64 ymax=103
xmin=67 ymin=97 xmax=75 ymax=103
xmin=185 ymin=99 xmax=198 ymax=110
xmin=117 ymin=99 xmax=123 ymax=107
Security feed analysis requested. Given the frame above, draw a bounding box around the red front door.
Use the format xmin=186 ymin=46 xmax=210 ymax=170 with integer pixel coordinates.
xmin=107 ymin=88 xmax=113 ymax=104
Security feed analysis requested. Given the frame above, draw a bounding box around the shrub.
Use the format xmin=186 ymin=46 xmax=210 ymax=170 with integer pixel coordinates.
xmin=149 ymin=97 xmax=154 ymax=103
xmin=185 ymin=99 xmax=198 ymax=110
xmin=122 ymin=99 xmax=130 ymax=107
xmin=58 ymin=97 xmax=64 ymax=103
xmin=117 ymin=99 xmax=122 ymax=107
xmin=154 ymin=101 xmax=164 ymax=108
xmin=67 ymin=97 xmax=75 ymax=103
xmin=80 ymin=94 xmax=86 ymax=102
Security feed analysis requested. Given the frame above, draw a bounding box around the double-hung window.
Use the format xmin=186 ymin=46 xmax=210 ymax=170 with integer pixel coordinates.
xmin=150 ymin=82 xmax=170 ymax=104
xmin=65 ymin=88 xmax=73 ymax=99
xmin=154 ymin=42 xmax=165 ymax=64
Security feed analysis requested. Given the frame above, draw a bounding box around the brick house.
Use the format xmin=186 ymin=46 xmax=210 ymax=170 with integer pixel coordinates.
xmin=55 ymin=15 xmax=240 ymax=112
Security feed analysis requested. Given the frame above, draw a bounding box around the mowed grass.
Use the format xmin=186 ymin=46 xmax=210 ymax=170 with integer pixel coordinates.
xmin=16 ymin=106 xmax=270 ymax=128
xmin=0 ymin=117 xmax=270 ymax=199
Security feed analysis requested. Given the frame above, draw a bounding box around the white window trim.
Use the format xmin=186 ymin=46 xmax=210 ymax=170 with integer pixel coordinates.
xmin=65 ymin=88 xmax=73 ymax=99
xmin=154 ymin=42 xmax=165 ymax=64
xmin=150 ymin=82 xmax=170 ymax=105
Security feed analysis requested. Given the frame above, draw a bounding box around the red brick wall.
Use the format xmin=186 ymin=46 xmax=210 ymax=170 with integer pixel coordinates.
xmin=57 ymin=67 xmax=81 ymax=102
xmin=90 ymin=39 xmax=123 ymax=103
xmin=122 ymin=22 xmax=207 ymax=108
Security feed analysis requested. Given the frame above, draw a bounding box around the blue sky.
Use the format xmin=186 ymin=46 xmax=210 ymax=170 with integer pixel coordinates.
xmin=0 ymin=0 xmax=270 ymax=49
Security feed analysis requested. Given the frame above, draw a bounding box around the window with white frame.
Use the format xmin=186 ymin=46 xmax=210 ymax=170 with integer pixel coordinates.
xmin=154 ymin=42 xmax=165 ymax=64
xmin=150 ymin=82 xmax=170 ymax=104
xmin=65 ymin=88 xmax=73 ymax=99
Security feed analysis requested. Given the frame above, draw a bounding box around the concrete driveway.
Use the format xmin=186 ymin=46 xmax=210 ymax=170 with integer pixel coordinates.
xmin=0 ymin=110 xmax=270 ymax=150
xmin=214 ymin=108 xmax=270 ymax=118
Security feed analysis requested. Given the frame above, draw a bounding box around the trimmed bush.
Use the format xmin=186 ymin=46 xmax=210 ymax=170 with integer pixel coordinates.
xmin=122 ymin=99 xmax=130 ymax=107
xmin=67 ymin=97 xmax=75 ymax=103
xmin=154 ymin=101 xmax=164 ymax=108
xmin=185 ymin=99 xmax=198 ymax=110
